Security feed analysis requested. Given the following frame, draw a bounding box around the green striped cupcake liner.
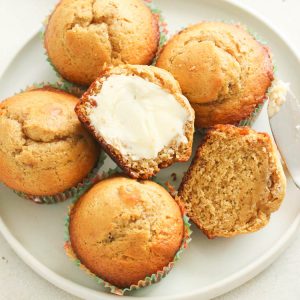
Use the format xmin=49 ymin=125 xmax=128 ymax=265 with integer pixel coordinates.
xmin=145 ymin=0 xmax=169 ymax=64
xmin=193 ymin=100 xmax=265 ymax=133
xmin=64 ymin=170 xmax=192 ymax=296
xmin=20 ymin=81 xmax=86 ymax=98
xmin=239 ymin=64 xmax=285 ymax=126
xmin=237 ymin=101 xmax=265 ymax=127
xmin=144 ymin=0 xmax=169 ymax=48
xmin=41 ymin=0 xmax=169 ymax=87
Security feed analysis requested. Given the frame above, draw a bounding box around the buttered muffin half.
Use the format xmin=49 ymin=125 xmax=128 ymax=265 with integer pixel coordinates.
xmin=178 ymin=125 xmax=286 ymax=238
xmin=76 ymin=64 xmax=195 ymax=179
xmin=156 ymin=22 xmax=274 ymax=128
xmin=44 ymin=0 xmax=159 ymax=86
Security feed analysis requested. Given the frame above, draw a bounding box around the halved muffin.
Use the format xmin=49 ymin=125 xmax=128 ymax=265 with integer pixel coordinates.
xmin=178 ymin=125 xmax=286 ymax=238
xmin=76 ymin=64 xmax=194 ymax=179
xmin=156 ymin=22 xmax=274 ymax=128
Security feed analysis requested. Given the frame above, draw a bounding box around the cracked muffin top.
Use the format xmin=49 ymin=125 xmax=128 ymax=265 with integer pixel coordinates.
xmin=44 ymin=0 xmax=159 ymax=86
xmin=0 ymin=88 xmax=99 ymax=196
xmin=69 ymin=176 xmax=184 ymax=288
xmin=156 ymin=22 xmax=274 ymax=128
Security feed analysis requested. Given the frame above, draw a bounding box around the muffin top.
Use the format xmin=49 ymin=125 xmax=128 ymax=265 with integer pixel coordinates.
xmin=69 ymin=177 xmax=184 ymax=288
xmin=156 ymin=22 xmax=274 ymax=127
xmin=45 ymin=0 xmax=159 ymax=86
xmin=76 ymin=64 xmax=195 ymax=179
xmin=0 ymin=88 xmax=99 ymax=196
xmin=178 ymin=125 xmax=286 ymax=238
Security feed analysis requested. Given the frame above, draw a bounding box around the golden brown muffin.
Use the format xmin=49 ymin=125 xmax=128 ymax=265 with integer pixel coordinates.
xmin=69 ymin=177 xmax=184 ymax=288
xmin=44 ymin=0 xmax=159 ymax=86
xmin=178 ymin=125 xmax=286 ymax=238
xmin=156 ymin=22 xmax=274 ymax=128
xmin=0 ymin=88 xmax=99 ymax=196
xmin=75 ymin=64 xmax=195 ymax=179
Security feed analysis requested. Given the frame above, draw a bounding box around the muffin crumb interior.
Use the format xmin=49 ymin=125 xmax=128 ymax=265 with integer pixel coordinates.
xmin=179 ymin=126 xmax=286 ymax=238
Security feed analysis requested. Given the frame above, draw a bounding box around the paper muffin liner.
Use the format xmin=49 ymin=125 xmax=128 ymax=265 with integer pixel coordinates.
xmin=13 ymin=151 xmax=106 ymax=204
xmin=21 ymin=80 xmax=86 ymax=98
xmin=64 ymin=172 xmax=192 ymax=296
xmin=237 ymin=101 xmax=265 ymax=127
xmin=11 ymin=82 xmax=105 ymax=204
xmin=145 ymin=0 xmax=169 ymax=64
xmin=41 ymin=0 xmax=169 ymax=86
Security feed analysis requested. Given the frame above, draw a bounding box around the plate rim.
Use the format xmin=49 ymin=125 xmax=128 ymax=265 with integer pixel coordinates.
xmin=0 ymin=0 xmax=300 ymax=299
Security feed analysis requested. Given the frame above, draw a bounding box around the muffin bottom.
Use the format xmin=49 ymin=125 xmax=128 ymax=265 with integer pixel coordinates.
xmin=13 ymin=154 xmax=105 ymax=204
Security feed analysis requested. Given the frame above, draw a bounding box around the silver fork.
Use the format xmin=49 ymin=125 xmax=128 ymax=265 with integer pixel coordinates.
xmin=269 ymin=90 xmax=300 ymax=189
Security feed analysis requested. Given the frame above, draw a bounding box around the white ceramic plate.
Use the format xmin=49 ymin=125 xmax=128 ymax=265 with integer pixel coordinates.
xmin=0 ymin=0 xmax=300 ymax=299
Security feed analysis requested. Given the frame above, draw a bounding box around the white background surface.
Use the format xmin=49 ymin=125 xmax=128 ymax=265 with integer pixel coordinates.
xmin=0 ymin=0 xmax=300 ymax=299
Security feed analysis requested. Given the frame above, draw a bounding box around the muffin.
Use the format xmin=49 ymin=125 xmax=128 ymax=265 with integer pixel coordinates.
xmin=75 ymin=64 xmax=195 ymax=179
xmin=68 ymin=177 xmax=185 ymax=288
xmin=0 ymin=88 xmax=99 ymax=201
xmin=44 ymin=0 xmax=159 ymax=86
xmin=156 ymin=22 xmax=274 ymax=128
xmin=178 ymin=125 xmax=286 ymax=238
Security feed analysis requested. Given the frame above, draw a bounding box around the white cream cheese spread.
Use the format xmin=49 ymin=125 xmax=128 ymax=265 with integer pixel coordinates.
xmin=89 ymin=75 xmax=190 ymax=160
xmin=268 ymin=79 xmax=290 ymax=117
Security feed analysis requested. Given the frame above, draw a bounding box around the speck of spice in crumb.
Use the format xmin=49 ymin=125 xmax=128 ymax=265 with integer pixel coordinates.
xmin=171 ymin=173 xmax=177 ymax=181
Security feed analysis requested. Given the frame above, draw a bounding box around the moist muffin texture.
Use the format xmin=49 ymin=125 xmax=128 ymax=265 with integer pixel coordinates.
xmin=75 ymin=64 xmax=195 ymax=179
xmin=45 ymin=0 xmax=159 ymax=86
xmin=0 ymin=88 xmax=99 ymax=196
xmin=156 ymin=22 xmax=274 ymax=128
xmin=178 ymin=125 xmax=286 ymax=238
xmin=69 ymin=177 xmax=184 ymax=288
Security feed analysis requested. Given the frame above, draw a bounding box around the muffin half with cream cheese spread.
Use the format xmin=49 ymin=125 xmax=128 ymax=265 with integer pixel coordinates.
xmin=75 ymin=64 xmax=195 ymax=179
